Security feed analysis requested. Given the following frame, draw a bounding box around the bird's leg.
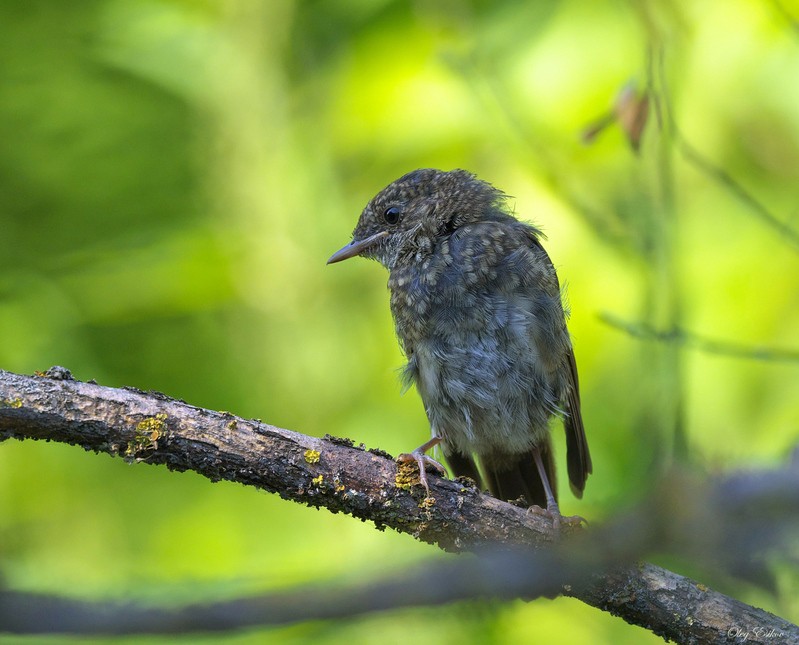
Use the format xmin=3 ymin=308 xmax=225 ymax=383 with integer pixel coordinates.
xmin=397 ymin=437 xmax=446 ymax=494
xmin=529 ymin=447 xmax=585 ymax=531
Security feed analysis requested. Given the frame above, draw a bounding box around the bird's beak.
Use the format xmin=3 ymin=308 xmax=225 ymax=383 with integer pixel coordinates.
xmin=327 ymin=231 xmax=388 ymax=264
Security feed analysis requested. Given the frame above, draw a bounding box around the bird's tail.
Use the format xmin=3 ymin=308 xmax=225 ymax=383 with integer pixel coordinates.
xmin=445 ymin=439 xmax=557 ymax=507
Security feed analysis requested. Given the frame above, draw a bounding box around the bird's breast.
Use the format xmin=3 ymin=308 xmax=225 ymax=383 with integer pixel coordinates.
xmin=386 ymin=244 xmax=569 ymax=455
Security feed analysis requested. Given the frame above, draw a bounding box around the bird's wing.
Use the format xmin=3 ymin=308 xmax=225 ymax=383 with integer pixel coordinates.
xmin=525 ymin=229 xmax=592 ymax=497
xmin=564 ymin=346 xmax=592 ymax=496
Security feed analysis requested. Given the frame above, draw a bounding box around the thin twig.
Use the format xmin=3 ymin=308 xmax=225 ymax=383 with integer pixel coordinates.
xmin=677 ymin=137 xmax=799 ymax=251
xmin=601 ymin=312 xmax=799 ymax=364
xmin=771 ymin=0 xmax=799 ymax=34
xmin=653 ymin=44 xmax=799 ymax=252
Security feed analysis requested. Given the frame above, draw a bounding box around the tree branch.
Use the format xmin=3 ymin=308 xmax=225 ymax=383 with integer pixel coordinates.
xmin=0 ymin=366 xmax=556 ymax=551
xmin=600 ymin=312 xmax=799 ymax=364
xmin=0 ymin=367 xmax=796 ymax=643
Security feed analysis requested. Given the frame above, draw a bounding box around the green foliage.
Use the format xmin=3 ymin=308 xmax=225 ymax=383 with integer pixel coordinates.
xmin=1 ymin=0 xmax=798 ymax=641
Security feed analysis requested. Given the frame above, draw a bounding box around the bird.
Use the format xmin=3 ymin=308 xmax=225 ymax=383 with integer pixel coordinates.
xmin=327 ymin=168 xmax=591 ymax=525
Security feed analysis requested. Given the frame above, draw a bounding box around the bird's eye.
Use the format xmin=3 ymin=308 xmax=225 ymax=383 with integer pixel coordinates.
xmin=383 ymin=206 xmax=401 ymax=225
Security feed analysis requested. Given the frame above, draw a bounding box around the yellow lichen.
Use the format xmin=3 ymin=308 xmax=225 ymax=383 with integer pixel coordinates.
xmin=304 ymin=449 xmax=321 ymax=464
xmin=126 ymin=413 xmax=168 ymax=457
xmin=419 ymin=496 xmax=436 ymax=510
xmin=225 ymin=419 xmax=238 ymax=431
xmin=136 ymin=413 xmax=167 ymax=437
xmin=311 ymin=475 xmax=324 ymax=487
xmin=395 ymin=460 xmax=421 ymax=490
xmin=1 ymin=398 xmax=23 ymax=409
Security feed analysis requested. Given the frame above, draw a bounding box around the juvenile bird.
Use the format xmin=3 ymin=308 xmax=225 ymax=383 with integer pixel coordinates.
xmin=328 ymin=169 xmax=591 ymax=524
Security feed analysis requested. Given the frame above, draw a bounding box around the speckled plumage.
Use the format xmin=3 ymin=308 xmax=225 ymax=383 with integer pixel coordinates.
xmin=329 ymin=169 xmax=591 ymax=507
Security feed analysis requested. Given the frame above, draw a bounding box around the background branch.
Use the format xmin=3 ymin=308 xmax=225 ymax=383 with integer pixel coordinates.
xmin=600 ymin=313 xmax=799 ymax=364
xmin=0 ymin=368 xmax=796 ymax=643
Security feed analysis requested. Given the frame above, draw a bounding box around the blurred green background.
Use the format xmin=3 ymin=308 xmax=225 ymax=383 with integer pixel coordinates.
xmin=1 ymin=0 xmax=798 ymax=642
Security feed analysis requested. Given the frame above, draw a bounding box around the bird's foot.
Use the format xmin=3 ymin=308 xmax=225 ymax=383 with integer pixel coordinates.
xmin=526 ymin=503 xmax=587 ymax=532
xmin=396 ymin=443 xmax=445 ymax=495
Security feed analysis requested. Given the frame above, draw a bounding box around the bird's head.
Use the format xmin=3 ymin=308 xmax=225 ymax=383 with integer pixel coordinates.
xmin=327 ymin=168 xmax=507 ymax=270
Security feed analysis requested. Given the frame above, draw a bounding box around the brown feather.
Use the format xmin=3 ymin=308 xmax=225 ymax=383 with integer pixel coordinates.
xmin=480 ymin=438 xmax=556 ymax=508
xmin=565 ymin=348 xmax=592 ymax=497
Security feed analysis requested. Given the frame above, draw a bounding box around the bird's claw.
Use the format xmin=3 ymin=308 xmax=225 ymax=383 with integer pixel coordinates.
xmin=397 ymin=450 xmax=446 ymax=494
xmin=526 ymin=504 xmax=587 ymax=532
